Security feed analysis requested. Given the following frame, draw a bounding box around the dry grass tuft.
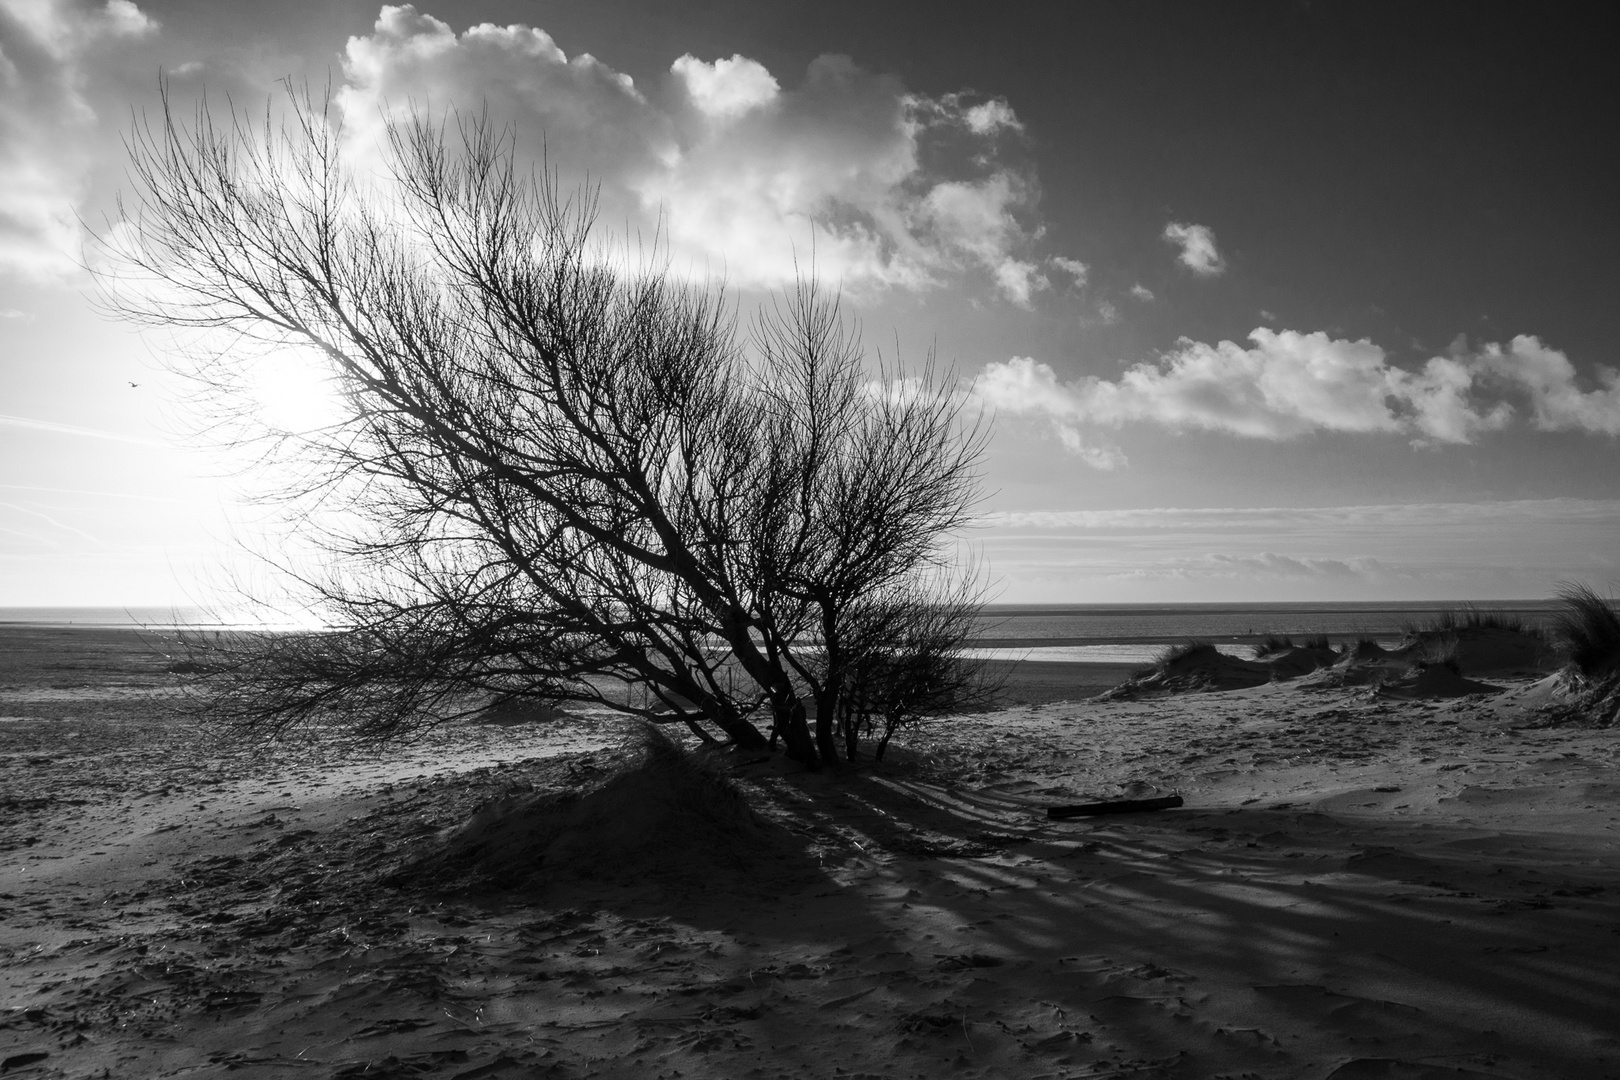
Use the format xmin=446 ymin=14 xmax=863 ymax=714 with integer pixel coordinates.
xmin=1413 ymin=634 xmax=1462 ymax=675
xmin=1402 ymin=606 xmax=1542 ymax=639
xmin=1343 ymin=637 xmax=1387 ymax=660
xmin=1540 ymin=583 xmax=1620 ymax=728
xmin=1251 ymin=635 xmax=1295 ymax=659
xmin=1551 ymin=582 xmax=1620 ymax=679
xmin=1155 ymin=641 xmax=1218 ymax=672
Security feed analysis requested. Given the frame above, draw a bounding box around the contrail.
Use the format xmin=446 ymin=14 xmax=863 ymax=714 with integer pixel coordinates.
xmin=0 ymin=502 xmax=105 ymax=545
xmin=0 ymin=413 xmax=168 ymax=447
xmin=0 ymin=482 xmax=192 ymax=504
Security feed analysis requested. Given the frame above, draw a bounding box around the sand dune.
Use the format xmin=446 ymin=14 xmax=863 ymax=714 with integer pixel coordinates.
xmin=3 ymin=630 xmax=1619 ymax=1078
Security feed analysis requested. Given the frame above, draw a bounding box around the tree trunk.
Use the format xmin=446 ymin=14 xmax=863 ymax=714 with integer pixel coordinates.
xmin=772 ymin=694 xmax=819 ymax=766
xmin=702 ymin=701 xmax=770 ymax=751
xmin=814 ymin=706 xmax=842 ymax=768
xmin=874 ymin=723 xmax=895 ymax=761
xmin=681 ymin=716 xmax=719 ymax=743
xmin=665 ymin=679 xmax=769 ymax=750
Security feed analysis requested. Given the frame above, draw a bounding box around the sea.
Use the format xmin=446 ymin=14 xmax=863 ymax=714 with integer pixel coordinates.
xmin=963 ymin=599 xmax=1560 ymax=665
xmin=0 ymin=606 xmax=309 ymax=632
xmin=1 ymin=600 xmax=1561 ymax=667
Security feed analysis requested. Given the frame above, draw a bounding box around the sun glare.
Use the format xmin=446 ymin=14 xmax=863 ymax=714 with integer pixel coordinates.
xmin=246 ymin=349 xmax=348 ymax=437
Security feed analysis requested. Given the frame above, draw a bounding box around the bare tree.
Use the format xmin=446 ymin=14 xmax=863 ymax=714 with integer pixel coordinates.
xmin=99 ymin=88 xmax=987 ymax=768
xmin=832 ymin=575 xmax=1002 ymax=761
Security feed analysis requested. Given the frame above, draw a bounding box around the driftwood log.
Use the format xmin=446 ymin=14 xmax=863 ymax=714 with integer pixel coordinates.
xmin=1047 ymin=794 xmax=1184 ymax=819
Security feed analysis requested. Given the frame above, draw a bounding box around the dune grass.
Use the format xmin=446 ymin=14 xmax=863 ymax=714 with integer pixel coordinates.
xmin=1402 ymin=605 xmax=1542 ymax=638
xmin=1251 ymin=635 xmax=1294 ymax=659
xmin=1344 ymin=637 xmax=1387 ymax=660
xmin=1551 ymin=582 xmax=1620 ymax=678
xmin=1155 ymin=641 xmax=1218 ymax=671
xmin=1252 ymin=634 xmax=1335 ymax=659
xmin=1413 ymin=634 xmax=1463 ymax=674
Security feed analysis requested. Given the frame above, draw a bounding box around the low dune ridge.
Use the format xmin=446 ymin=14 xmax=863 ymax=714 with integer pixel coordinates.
xmin=1259 ymin=643 xmax=1340 ymax=679
xmin=1102 ymin=639 xmax=1350 ymax=700
xmin=1100 ymin=642 xmax=1274 ymax=698
xmin=1110 ymin=619 xmax=1556 ymax=703
xmin=1391 ymin=624 xmax=1552 ymax=678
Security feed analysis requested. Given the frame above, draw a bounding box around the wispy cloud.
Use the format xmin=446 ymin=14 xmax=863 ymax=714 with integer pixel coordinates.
xmin=1162 ymin=221 xmax=1225 ymax=276
xmin=1107 ymin=551 xmax=1385 ymax=583
xmin=975 ymin=332 xmax=1620 ymax=465
xmin=336 ymin=6 xmax=1044 ymax=303
xmin=977 ymin=498 xmax=1620 ymax=601
xmin=979 ymin=498 xmax=1620 ymax=532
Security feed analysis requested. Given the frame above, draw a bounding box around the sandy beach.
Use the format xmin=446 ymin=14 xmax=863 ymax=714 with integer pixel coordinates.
xmin=3 ymin=627 xmax=1618 ymax=1079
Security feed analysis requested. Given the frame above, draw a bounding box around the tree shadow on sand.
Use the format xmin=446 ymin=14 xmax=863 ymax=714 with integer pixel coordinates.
xmin=68 ymin=725 xmax=1619 ymax=1079
xmin=756 ymin=772 xmax=1620 ymax=1079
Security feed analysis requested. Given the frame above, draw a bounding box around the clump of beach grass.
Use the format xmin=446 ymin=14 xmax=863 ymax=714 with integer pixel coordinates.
xmin=1252 ymin=635 xmax=1295 ymax=659
xmin=1156 ymin=641 xmax=1218 ymax=672
xmin=1102 ymin=640 xmax=1271 ymax=700
xmin=1413 ymin=634 xmax=1462 ymax=675
xmin=1342 ymin=637 xmax=1387 ymax=661
xmin=1526 ymin=583 xmax=1620 ymax=728
xmin=1253 ymin=633 xmax=1333 ymax=660
xmin=1550 ymin=582 xmax=1620 ymax=678
xmin=1401 ymin=605 xmax=1542 ymax=639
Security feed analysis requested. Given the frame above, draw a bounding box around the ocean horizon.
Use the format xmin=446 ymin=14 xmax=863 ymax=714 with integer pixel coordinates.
xmin=0 ymin=599 xmax=1563 ymax=664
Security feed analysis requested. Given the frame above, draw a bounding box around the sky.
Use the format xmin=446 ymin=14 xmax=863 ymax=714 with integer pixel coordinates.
xmin=2 ymin=0 xmax=1618 ymax=607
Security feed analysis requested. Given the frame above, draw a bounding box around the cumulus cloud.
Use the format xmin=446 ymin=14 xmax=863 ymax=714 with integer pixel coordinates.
xmin=336 ymin=6 xmax=1044 ymax=302
xmin=670 ymin=53 xmax=778 ymax=119
xmin=1051 ymin=256 xmax=1087 ymax=286
xmin=1162 ymin=221 xmax=1224 ymax=276
xmin=1052 ymin=425 xmax=1126 ymax=470
xmin=1476 ymin=336 xmax=1620 ymax=435
xmin=0 ymin=0 xmax=157 ymax=280
xmin=975 ymin=331 xmax=1620 ymax=466
xmin=337 ymin=8 xmax=662 ymax=185
xmin=922 ymin=172 xmax=1047 ymax=305
xmin=1129 ymin=283 xmax=1155 ymax=301
xmin=961 ymin=98 xmax=1020 ymax=135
